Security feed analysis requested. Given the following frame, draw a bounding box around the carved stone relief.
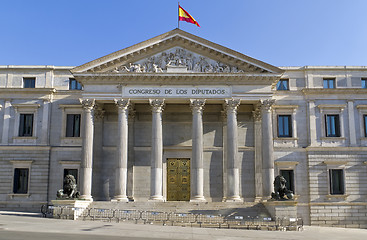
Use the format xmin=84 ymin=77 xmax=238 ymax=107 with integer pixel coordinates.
xmin=109 ymin=47 xmax=245 ymax=73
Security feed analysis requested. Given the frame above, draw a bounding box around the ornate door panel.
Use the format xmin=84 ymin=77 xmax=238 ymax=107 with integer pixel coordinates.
xmin=167 ymin=158 xmax=190 ymax=201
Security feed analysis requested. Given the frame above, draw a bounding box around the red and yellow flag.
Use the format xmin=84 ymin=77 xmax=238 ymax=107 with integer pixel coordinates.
xmin=179 ymin=5 xmax=200 ymax=27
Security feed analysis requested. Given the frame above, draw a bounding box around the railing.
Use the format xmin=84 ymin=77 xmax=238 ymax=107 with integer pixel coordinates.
xmin=41 ymin=205 xmax=303 ymax=231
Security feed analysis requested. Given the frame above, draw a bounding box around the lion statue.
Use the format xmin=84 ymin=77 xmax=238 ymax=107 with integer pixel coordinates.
xmin=271 ymin=175 xmax=293 ymax=200
xmin=56 ymin=174 xmax=80 ymax=199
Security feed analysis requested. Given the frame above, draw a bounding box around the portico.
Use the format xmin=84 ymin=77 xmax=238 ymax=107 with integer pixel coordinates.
xmin=72 ymin=29 xmax=283 ymax=202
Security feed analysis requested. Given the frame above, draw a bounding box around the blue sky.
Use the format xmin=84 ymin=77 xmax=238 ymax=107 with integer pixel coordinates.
xmin=1 ymin=0 xmax=367 ymax=67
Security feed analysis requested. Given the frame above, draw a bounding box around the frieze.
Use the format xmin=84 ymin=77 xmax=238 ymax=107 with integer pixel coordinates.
xmin=109 ymin=47 xmax=244 ymax=73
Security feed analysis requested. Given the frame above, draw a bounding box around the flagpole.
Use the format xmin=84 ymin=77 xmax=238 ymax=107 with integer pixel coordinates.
xmin=178 ymin=2 xmax=180 ymax=29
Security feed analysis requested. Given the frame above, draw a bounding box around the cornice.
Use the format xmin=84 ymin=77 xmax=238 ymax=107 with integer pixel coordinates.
xmin=73 ymin=73 xmax=281 ymax=85
xmin=0 ymin=88 xmax=56 ymax=94
xmin=302 ymin=88 xmax=367 ymax=95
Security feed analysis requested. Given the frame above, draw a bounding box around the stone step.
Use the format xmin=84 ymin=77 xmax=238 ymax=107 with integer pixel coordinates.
xmin=89 ymin=201 xmax=271 ymax=219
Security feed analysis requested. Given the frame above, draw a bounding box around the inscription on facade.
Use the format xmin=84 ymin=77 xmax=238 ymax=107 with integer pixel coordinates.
xmin=123 ymin=86 xmax=231 ymax=98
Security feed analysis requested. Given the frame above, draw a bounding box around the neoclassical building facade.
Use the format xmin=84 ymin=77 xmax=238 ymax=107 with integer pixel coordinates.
xmin=1 ymin=29 xmax=367 ymax=227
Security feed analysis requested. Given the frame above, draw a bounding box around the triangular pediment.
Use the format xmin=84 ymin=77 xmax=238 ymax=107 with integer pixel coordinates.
xmin=71 ymin=29 xmax=283 ymax=75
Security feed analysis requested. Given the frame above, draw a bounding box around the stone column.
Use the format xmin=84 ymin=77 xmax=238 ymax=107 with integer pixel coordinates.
xmin=113 ymin=99 xmax=130 ymax=201
xmin=149 ymin=99 xmax=165 ymax=201
xmin=253 ymin=104 xmax=263 ymax=201
xmin=190 ymin=99 xmax=206 ymax=202
xmin=261 ymin=99 xmax=275 ymax=199
xmin=225 ymin=99 xmax=242 ymax=202
xmin=79 ymin=99 xmax=95 ymax=201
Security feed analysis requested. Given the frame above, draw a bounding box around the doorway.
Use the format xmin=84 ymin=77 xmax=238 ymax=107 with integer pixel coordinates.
xmin=166 ymin=158 xmax=190 ymax=201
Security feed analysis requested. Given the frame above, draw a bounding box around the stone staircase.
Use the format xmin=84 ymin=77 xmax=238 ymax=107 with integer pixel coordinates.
xmin=89 ymin=201 xmax=271 ymax=219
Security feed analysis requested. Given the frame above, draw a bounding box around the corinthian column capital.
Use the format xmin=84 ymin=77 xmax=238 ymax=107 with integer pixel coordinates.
xmin=114 ymin=99 xmax=130 ymax=111
xmin=260 ymin=99 xmax=275 ymax=112
xmin=149 ymin=99 xmax=165 ymax=113
xmin=190 ymin=99 xmax=206 ymax=114
xmin=80 ymin=99 xmax=95 ymax=112
xmin=224 ymin=99 xmax=240 ymax=114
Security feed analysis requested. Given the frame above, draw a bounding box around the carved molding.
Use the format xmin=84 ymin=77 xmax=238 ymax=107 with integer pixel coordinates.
xmin=149 ymin=99 xmax=165 ymax=113
xmin=109 ymin=47 xmax=245 ymax=74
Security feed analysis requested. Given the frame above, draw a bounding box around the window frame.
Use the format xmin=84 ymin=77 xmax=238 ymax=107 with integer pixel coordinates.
xmin=276 ymin=79 xmax=289 ymax=91
xmin=69 ymin=78 xmax=82 ymax=90
xmin=325 ymin=114 xmax=341 ymax=137
xmin=318 ymin=104 xmax=346 ymax=140
xmin=272 ymin=105 xmax=298 ymax=147
xmin=18 ymin=113 xmax=34 ymax=137
xmin=9 ymin=160 xmax=33 ymax=197
xmin=65 ymin=114 xmax=81 ymax=137
xmin=275 ymin=161 xmax=298 ymax=195
xmin=277 ymin=115 xmax=293 ymax=138
xmin=329 ymin=169 xmax=345 ymax=195
xmin=59 ymin=160 xmax=81 ymax=189
xmin=59 ymin=105 xmax=83 ymax=145
xmin=13 ymin=168 xmax=29 ymax=194
xmin=362 ymin=78 xmax=367 ymax=89
xmin=23 ymin=77 xmax=36 ymax=88
xmin=12 ymin=104 xmax=40 ymax=143
xmin=357 ymin=105 xmax=367 ymax=144
xmin=323 ymin=78 xmax=336 ymax=89
xmin=324 ymin=160 xmax=348 ymax=199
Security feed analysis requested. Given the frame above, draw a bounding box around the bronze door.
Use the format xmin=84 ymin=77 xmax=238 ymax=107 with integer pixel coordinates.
xmin=167 ymin=158 xmax=190 ymax=201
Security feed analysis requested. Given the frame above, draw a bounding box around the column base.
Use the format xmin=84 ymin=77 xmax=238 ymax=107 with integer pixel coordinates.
xmin=79 ymin=195 xmax=93 ymax=201
xmin=225 ymin=196 xmax=243 ymax=202
xmin=111 ymin=196 xmax=129 ymax=202
xmin=148 ymin=195 xmax=165 ymax=202
xmin=190 ymin=196 xmax=206 ymax=202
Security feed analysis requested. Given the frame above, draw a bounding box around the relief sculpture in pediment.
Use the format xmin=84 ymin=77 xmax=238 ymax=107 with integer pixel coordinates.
xmin=110 ymin=47 xmax=244 ymax=73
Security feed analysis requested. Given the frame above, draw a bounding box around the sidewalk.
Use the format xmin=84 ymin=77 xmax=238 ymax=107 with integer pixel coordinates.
xmin=0 ymin=211 xmax=366 ymax=240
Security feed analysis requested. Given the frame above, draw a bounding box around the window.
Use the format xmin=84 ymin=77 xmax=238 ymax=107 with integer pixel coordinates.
xmin=280 ymin=169 xmax=294 ymax=193
xmin=364 ymin=115 xmax=367 ymax=137
xmin=278 ymin=115 xmax=292 ymax=137
xmin=325 ymin=114 xmax=340 ymax=137
xmin=323 ymin=78 xmax=335 ymax=89
xmin=362 ymin=78 xmax=367 ymax=89
xmin=66 ymin=114 xmax=81 ymax=137
xmin=276 ymin=79 xmax=289 ymax=90
xmin=23 ymin=78 xmax=35 ymax=88
xmin=69 ymin=78 xmax=82 ymax=90
xmin=19 ymin=114 xmax=34 ymax=137
xmin=329 ymin=169 xmax=344 ymax=195
xmin=13 ymin=168 xmax=29 ymax=194
xmin=64 ymin=169 xmax=78 ymax=184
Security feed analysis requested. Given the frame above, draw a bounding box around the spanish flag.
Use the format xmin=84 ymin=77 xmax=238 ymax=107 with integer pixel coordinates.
xmin=179 ymin=5 xmax=200 ymax=27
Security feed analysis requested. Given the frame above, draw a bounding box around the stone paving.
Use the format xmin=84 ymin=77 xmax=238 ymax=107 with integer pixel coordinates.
xmin=0 ymin=211 xmax=366 ymax=240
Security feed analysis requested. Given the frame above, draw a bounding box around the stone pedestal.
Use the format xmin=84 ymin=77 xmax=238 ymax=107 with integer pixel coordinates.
xmin=51 ymin=199 xmax=92 ymax=220
xmin=263 ymin=200 xmax=298 ymax=219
